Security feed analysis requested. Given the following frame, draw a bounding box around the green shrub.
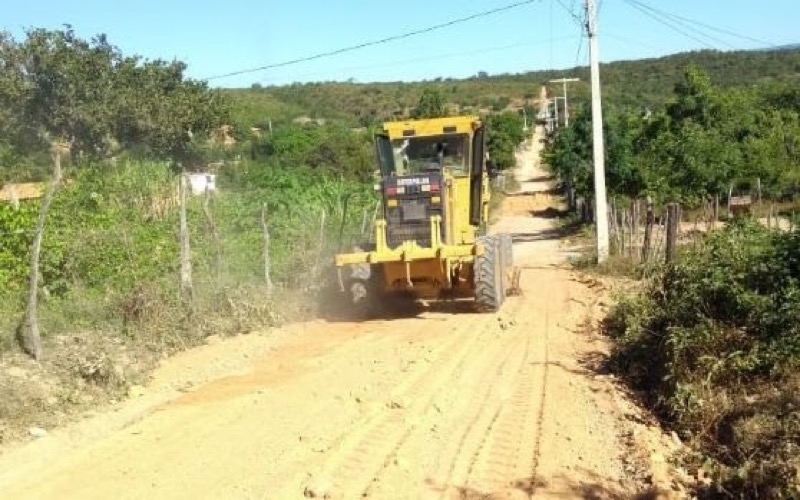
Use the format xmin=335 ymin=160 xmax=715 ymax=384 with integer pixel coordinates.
xmin=605 ymin=220 xmax=800 ymax=497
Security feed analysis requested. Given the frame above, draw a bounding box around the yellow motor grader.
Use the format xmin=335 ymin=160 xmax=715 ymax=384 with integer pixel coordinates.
xmin=335 ymin=115 xmax=517 ymax=312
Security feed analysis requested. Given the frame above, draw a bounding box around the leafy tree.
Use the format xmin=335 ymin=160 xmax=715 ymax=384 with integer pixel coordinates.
xmin=0 ymin=27 xmax=229 ymax=173
xmin=485 ymin=111 xmax=526 ymax=170
xmin=112 ymin=57 xmax=229 ymax=162
xmin=544 ymin=66 xmax=800 ymax=205
xmin=413 ymin=89 xmax=447 ymax=119
xmin=542 ymin=112 xmax=592 ymax=195
xmin=250 ymin=124 xmax=374 ymax=181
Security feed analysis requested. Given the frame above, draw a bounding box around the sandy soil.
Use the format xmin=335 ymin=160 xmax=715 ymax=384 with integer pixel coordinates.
xmin=0 ymin=125 xmax=679 ymax=499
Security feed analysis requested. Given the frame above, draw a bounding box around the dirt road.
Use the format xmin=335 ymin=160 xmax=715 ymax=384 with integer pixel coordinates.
xmin=0 ymin=127 xmax=668 ymax=499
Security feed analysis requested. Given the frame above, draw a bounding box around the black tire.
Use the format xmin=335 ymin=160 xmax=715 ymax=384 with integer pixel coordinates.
xmin=474 ymin=235 xmax=503 ymax=312
xmin=346 ymin=256 xmax=382 ymax=316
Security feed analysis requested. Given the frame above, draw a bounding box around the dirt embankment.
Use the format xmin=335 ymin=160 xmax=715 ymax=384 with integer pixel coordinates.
xmin=0 ymin=125 xmax=680 ymax=499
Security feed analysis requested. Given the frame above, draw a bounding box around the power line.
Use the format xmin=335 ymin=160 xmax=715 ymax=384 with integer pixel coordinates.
xmin=554 ymin=0 xmax=584 ymax=27
xmin=627 ymin=0 xmax=775 ymax=48
xmin=205 ymin=0 xmax=540 ymax=81
xmin=626 ymin=0 xmax=735 ymax=49
xmin=253 ymin=36 xmax=580 ymax=85
xmin=574 ymin=5 xmax=588 ymax=66
xmin=574 ymin=32 xmax=587 ymax=67
xmin=622 ymin=0 xmax=716 ymax=50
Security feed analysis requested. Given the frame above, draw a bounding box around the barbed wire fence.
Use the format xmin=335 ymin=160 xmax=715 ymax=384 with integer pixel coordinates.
xmin=0 ymin=173 xmax=377 ymax=356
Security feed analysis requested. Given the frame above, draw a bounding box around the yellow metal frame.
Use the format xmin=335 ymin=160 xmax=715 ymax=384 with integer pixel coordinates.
xmin=335 ymin=115 xmax=492 ymax=295
xmin=334 ymin=216 xmax=484 ymax=267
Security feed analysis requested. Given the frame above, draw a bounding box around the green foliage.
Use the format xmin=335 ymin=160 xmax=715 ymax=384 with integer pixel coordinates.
xmin=544 ymin=66 xmax=800 ymax=205
xmin=485 ymin=111 xmax=526 ymax=170
xmin=248 ymin=123 xmax=375 ymax=181
xmin=0 ymin=203 xmax=36 ymax=290
xmin=605 ymin=221 xmax=800 ymax=497
xmin=0 ymin=27 xmax=228 ymax=178
xmin=412 ymin=89 xmax=447 ymax=119
xmin=0 ymin=141 xmax=42 ymax=182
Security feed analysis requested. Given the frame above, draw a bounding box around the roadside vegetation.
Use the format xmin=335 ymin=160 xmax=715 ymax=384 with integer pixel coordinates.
xmin=543 ymin=66 xmax=800 ymax=206
xmin=539 ymin=57 xmax=800 ymax=496
xmin=605 ymin=221 xmax=799 ymax=498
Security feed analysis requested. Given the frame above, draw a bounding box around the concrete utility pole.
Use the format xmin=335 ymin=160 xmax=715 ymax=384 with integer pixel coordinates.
xmin=586 ymin=0 xmax=609 ymax=262
xmin=552 ymin=97 xmax=560 ymax=128
xmin=549 ymin=77 xmax=579 ymax=126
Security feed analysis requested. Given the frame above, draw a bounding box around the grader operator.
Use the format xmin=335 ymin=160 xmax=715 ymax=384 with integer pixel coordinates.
xmin=335 ymin=115 xmax=517 ymax=313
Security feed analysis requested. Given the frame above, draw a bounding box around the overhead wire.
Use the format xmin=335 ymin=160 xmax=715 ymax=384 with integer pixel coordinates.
xmin=554 ymin=0 xmax=584 ymax=27
xmin=627 ymin=0 xmax=775 ymax=48
xmin=205 ymin=0 xmax=540 ymax=81
xmin=252 ymin=36 xmax=580 ymax=85
xmin=625 ymin=0 xmax=735 ymax=49
xmin=622 ymin=0 xmax=716 ymax=50
xmin=574 ymin=3 xmax=588 ymax=66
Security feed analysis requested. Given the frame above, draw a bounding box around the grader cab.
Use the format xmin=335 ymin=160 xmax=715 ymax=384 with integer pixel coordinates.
xmin=335 ymin=115 xmax=517 ymax=312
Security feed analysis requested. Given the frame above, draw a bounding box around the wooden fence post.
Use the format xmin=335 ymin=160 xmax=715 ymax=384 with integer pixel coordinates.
xmin=313 ymin=208 xmax=327 ymax=277
xmin=634 ymin=200 xmax=641 ymax=260
xmin=202 ymin=189 xmax=222 ymax=280
xmin=665 ymin=203 xmax=679 ymax=264
xmin=713 ymin=194 xmax=720 ymax=230
xmin=337 ymin=194 xmax=351 ymax=251
xmin=360 ymin=206 xmax=369 ymax=237
xmin=19 ymin=144 xmax=64 ymax=361
xmin=260 ymin=203 xmax=273 ymax=297
xmin=179 ymin=173 xmax=193 ymax=301
xmin=727 ymin=184 xmax=733 ymax=218
xmin=757 ymin=177 xmax=763 ymax=209
xmin=642 ymin=197 xmax=654 ymax=262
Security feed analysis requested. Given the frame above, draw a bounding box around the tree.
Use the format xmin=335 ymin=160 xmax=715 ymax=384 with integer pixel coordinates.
xmin=413 ymin=89 xmax=447 ymax=119
xmin=485 ymin=111 xmax=526 ymax=170
xmin=0 ymin=27 xmax=229 ymax=169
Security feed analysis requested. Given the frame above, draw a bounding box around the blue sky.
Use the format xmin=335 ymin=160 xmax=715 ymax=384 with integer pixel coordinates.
xmin=3 ymin=0 xmax=798 ymax=88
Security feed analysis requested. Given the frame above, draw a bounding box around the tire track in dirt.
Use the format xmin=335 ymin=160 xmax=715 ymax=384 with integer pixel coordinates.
xmin=292 ymin=298 xmax=526 ymax=499
xmin=428 ymin=332 xmax=527 ymax=498
xmin=270 ymin=303 xmax=521 ymax=498
xmin=465 ymin=309 xmax=550 ymax=497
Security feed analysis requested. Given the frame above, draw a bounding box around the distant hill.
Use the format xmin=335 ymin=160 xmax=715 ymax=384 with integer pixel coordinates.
xmin=773 ymin=43 xmax=800 ymax=51
xmin=226 ymin=48 xmax=800 ymax=129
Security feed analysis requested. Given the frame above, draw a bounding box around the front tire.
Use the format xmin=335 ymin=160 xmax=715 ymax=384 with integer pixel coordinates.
xmin=474 ymin=236 xmax=503 ymax=312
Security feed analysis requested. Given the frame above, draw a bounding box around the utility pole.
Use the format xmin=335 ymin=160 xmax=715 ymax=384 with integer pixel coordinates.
xmin=586 ymin=0 xmax=609 ymax=262
xmin=552 ymin=97 xmax=560 ymax=128
xmin=549 ymin=77 xmax=579 ymax=126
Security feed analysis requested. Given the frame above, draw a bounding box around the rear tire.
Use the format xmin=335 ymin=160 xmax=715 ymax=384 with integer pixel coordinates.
xmin=474 ymin=235 xmax=503 ymax=312
xmin=346 ymin=260 xmax=382 ymax=316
